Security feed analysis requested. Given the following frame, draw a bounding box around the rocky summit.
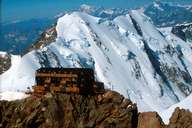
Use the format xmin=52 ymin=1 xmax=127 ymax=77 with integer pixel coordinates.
xmin=0 ymin=90 xmax=138 ymax=128
xmin=1 ymin=90 xmax=192 ymax=128
xmin=165 ymin=108 xmax=192 ymax=128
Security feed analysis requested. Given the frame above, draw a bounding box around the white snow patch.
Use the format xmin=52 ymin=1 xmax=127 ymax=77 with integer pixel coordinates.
xmin=0 ymin=52 xmax=40 ymax=92
xmin=0 ymin=51 xmax=7 ymax=57
xmin=0 ymin=91 xmax=29 ymax=101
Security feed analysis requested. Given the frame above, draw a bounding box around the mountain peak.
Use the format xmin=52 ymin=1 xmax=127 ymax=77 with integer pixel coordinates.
xmin=1 ymin=8 xmax=192 ymax=120
xmin=80 ymin=4 xmax=96 ymax=13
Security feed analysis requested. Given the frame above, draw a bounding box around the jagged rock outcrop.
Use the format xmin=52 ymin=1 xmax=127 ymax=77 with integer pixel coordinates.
xmin=22 ymin=26 xmax=57 ymax=56
xmin=0 ymin=91 xmax=138 ymax=128
xmin=171 ymin=23 xmax=192 ymax=43
xmin=137 ymin=112 xmax=164 ymax=128
xmin=0 ymin=52 xmax=11 ymax=74
xmin=1 ymin=90 xmax=192 ymax=128
xmin=166 ymin=107 xmax=192 ymax=128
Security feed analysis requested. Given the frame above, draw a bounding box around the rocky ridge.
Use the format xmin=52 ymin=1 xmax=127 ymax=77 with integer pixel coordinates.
xmin=171 ymin=23 xmax=192 ymax=43
xmin=0 ymin=90 xmax=192 ymax=128
xmin=0 ymin=91 xmax=138 ymax=128
xmin=165 ymin=108 xmax=192 ymax=128
xmin=22 ymin=26 xmax=57 ymax=56
xmin=0 ymin=52 xmax=11 ymax=74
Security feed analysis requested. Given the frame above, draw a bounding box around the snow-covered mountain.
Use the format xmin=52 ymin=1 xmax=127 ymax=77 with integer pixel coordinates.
xmin=1 ymin=10 xmax=192 ymax=115
xmin=144 ymin=1 xmax=192 ymax=27
xmin=80 ymin=4 xmax=129 ymax=20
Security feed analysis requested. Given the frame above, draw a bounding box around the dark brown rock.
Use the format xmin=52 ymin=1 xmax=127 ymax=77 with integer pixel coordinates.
xmin=137 ymin=112 xmax=164 ymax=128
xmin=0 ymin=91 xmax=138 ymax=128
xmin=166 ymin=107 xmax=192 ymax=128
xmin=1 ymin=90 xmax=192 ymax=128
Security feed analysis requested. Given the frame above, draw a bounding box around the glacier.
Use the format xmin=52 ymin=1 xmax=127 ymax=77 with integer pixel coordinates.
xmin=1 ymin=9 xmax=192 ymax=119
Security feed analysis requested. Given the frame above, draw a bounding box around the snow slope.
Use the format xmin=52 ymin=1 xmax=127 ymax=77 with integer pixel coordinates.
xmin=0 ymin=10 xmax=192 ymax=116
xmin=0 ymin=52 xmax=39 ymax=92
xmin=0 ymin=91 xmax=29 ymax=101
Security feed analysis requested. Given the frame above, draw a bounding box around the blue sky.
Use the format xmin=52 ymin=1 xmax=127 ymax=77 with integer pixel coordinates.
xmin=1 ymin=0 xmax=192 ymax=23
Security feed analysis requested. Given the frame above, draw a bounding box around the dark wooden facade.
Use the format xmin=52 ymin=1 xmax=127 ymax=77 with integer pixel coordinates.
xmin=33 ymin=68 xmax=104 ymax=94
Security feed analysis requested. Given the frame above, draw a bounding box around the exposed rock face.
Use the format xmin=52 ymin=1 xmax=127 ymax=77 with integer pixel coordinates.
xmin=0 ymin=91 xmax=138 ymax=128
xmin=1 ymin=90 xmax=192 ymax=128
xmin=22 ymin=26 xmax=57 ymax=56
xmin=137 ymin=108 xmax=192 ymax=128
xmin=166 ymin=107 xmax=192 ymax=128
xmin=0 ymin=53 xmax=11 ymax=74
xmin=171 ymin=23 xmax=192 ymax=43
xmin=137 ymin=112 xmax=164 ymax=128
